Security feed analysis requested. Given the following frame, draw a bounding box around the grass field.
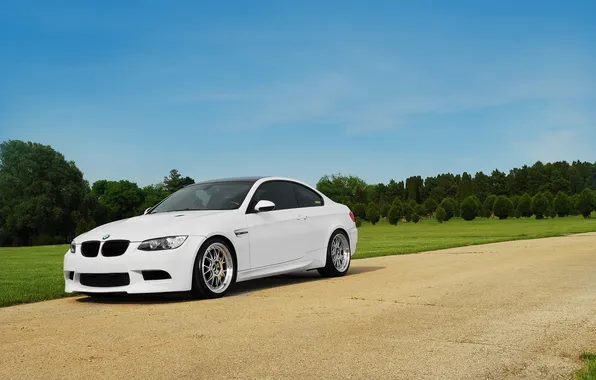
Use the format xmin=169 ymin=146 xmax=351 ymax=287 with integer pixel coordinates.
xmin=577 ymin=353 xmax=596 ymax=380
xmin=1 ymin=214 xmax=596 ymax=307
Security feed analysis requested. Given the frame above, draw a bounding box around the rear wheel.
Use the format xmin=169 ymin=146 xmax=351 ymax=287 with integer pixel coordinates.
xmin=191 ymin=238 xmax=236 ymax=299
xmin=318 ymin=230 xmax=351 ymax=277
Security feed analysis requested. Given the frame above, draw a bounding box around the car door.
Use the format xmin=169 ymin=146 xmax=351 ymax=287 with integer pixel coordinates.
xmin=292 ymin=182 xmax=328 ymax=254
xmin=245 ymin=180 xmax=308 ymax=269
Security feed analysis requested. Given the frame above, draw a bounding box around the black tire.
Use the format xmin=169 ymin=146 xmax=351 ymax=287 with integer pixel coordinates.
xmin=318 ymin=230 xmax=351 ymax=277
xmin=191 ymin=237 xmax=236 ymax=299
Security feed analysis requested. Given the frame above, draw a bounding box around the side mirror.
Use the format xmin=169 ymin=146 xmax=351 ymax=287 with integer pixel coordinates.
xmin=144 ymin=207 xmax=152 ymax=215
xmin=254 ymin=200 xmax=276 ymax=212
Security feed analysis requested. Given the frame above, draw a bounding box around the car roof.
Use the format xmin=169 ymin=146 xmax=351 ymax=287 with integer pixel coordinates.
xmin=193 ymin=176 xmax=267 ymax=185
xmin=190 ymin=176 xmax=315 ymax=188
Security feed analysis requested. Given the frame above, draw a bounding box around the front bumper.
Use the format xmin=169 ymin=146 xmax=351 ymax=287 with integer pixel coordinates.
xmin=63 ymin=236 xmax=205 ymax=294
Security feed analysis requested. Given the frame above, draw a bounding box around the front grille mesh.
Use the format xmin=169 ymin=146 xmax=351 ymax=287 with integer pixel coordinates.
xmin=81 ymin=241 xmax=100 ymax=257
xmin=79 ymin=273 xmax=130 ymax=287
xmin=101 ymin=240 xmax=130 ymax=257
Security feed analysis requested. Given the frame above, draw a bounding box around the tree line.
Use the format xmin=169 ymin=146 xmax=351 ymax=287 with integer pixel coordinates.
xmin=1 ymin=139 xmax=595 ymax=246
xmin=0 ymin=140 xmax=194 ymax=246
xmin=316 ymin=161 xmax=596 ymax=226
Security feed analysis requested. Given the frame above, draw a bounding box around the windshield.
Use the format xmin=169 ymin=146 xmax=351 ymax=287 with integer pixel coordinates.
xmin=149 ymin=181 xmax=254 ymax=213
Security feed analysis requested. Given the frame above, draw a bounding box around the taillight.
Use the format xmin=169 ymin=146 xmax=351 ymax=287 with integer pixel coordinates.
xmin=349 ymin=211 xmax=355 ymax=222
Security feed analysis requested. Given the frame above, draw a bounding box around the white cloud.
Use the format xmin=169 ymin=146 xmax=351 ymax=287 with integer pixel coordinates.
xmin=180 ymin=46 xmax=596 ymax=135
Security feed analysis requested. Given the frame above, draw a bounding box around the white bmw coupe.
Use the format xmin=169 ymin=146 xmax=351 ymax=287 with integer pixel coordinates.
xmin=64 ymin=176 xmax=358 ymax=298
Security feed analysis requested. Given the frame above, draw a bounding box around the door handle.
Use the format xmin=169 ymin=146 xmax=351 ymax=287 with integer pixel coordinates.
xmin=297 ymin=214 xmax=307 ymax=220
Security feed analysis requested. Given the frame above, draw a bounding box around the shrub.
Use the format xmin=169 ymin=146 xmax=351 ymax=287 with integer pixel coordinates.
xmin=423 ymin=198 xmax=438 ymax=216
xmin=570 ymin=194 xmax=580 ymax=215
xmin=439 ymin=197 xmax=456 ymax=221
xmin=353 ymin=203 xmax=366 ymax=219
xmin=380 ymin=203 xmax=391 ymax=218
xmin=517 ymin=193 xmax=532 ymax=217
xmin=436 ymin=207 xmax=447 ymax=223
xmin=531 ymin=193 xmax=549 ymax=219
xmin=549 ymin=208 xmax=557 ymax=219
xmin=493 ymin=196 xmax=513 ymax=220
xmin=554 ymin=191 xmax=570 ymax=217
xmin=460 ymin=196 xmax=478 ymax=221
xmin=577 ymin=189 xmax=595 ymax=218
xmin=387 ymin=204 xmax=402 ymax=225
xmin=514 ymin=208 xmax=522 ymax=219
xmin=543 ymin=191 xmax=554 ymax=207
xmin=510 ymin=195 xmax=520 ymax=210
xmin=355 ymin=217 xmax=362 ymax=227
xmin=414 ymin=204 xmax=425 ymax=220
xmin=366 ymin=203 xmax=380 ymax=224
xmin=403 ymin=202 xmax=413 ymax=222
xmin=469 ymin=195 xmax=482 ymax=212
xmin=453 ymin=199 xmax=461 ymax=218
xmin=412 ymin=213 xmax=421 ymax=223
xmin=481 ymin=195 xmax=497 ymax=218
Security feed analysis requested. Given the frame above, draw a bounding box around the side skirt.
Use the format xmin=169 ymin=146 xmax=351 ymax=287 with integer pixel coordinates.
xmin=235 ymin=259 xmax=324 ymax=282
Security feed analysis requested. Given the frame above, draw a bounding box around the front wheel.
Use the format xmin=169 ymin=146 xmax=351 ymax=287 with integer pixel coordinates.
xmin=191 ymin=238 xmax=236 ymax=299
xmin=318 ymin=230 xmax=351 ymax=277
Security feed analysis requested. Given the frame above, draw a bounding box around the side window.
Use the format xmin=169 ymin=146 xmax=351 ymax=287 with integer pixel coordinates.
xmin=293 ymin=183 xmax=324 ymax=208
xmin=251 ymin=181 xmax=298 ymax=211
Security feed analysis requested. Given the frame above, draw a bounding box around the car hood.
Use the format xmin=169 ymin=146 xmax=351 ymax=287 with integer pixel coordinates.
xmin=74 ymin=210 xmax=230 ymax=243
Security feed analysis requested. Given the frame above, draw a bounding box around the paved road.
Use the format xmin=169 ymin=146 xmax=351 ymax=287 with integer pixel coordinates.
xmin=2 ymin=233 xmax=596 ymax=380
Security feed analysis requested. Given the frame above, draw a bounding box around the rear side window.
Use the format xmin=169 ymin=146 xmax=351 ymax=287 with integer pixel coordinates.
xmin=250 ymin=181 xmax=298 ymax=211
xmin=293 ymin=183 xmax=324 ymax=208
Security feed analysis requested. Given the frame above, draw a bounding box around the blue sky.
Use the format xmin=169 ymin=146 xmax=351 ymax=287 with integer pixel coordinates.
xmin=1 ymin=0 xmax=595 ymax=187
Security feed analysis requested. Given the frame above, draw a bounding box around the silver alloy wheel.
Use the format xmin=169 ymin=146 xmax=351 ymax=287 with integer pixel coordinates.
xmin=331 ymin=233 xmax=350 ymax=272
xmin=201 ymin=242 xmax=234 ymax=293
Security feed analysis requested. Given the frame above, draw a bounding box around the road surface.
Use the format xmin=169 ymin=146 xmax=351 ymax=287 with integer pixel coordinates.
xmin=2 ymin=233 xmax=596 ymax=379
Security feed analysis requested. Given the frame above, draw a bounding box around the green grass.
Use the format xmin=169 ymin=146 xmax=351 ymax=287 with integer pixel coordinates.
xmin=1 ymin=214 xmax=596 ymax=307
xmin=577 ymin=353 xmax=596 ymax=380
xmin=0 ymin=244 xmax=70 ymax=307
xmin=354 ymin=214 xmax=596 ymax=258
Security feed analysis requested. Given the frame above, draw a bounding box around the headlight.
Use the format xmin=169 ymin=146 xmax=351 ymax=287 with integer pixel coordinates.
xmin=138 ymin=236 xmax=188 ymax=251
xmin=70 ymin=243 xmax=76 ymax=253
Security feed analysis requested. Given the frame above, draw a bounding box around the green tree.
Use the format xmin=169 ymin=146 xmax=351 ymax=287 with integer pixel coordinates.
xmin=436 ymin=207 xmax=447 ymax=223
xmin=353 ymin=203 xmax=366 ymax=219
xmin=163 ymin=169 xmax=195 ymax=194
xmin=577 ymin=189 xmax=595 ymax=218
xmin=402 ymin=202 xmax=413 ymax=222
xmin=549 ymin=207 xmax=557 ymax=219
xmin=140 ymin=184 xmax=169 ymax=213
xmin=542 ymin=190 xmax=554 ymax=207
xmin=510 ymin=195 xmax=520 ymax=210
xmin=411 ymin=212 xmax=421 ymax=223
xmin=414 ymin=204 xmax=424 ymax=221
xmin=92 ymin=180 xmax=144 ymax=222
xmin=380 ymin=203 xmax=391 ymax=218
xmin=439 ymin=198 xmax=456 ymax=221
xmin=569 ymin=194 xmax=580 ymax=215
xmin=0 ymin=140 xmax=89 ymax=245
xmin=553 ymin=191 xmax=570 ymax=217
xmin=405 ymin=176 xmax=423 ymax=203
xmin=423 ymin=198 xmax=438 ymax=217
xmin=387 ymin=202 xmax=402 ymax=225
xmin=493 ymin=196 xmax=513 ymax=220
xmin=517 ymin=193 xmax=532 ymax=217
xmin=531 ymin=193 xmax=549 ymax=219
xmin=366 ymin=203 xmax=380 ymax=225
xmin=460 ymin=196 xmax=478 ymax=221
xmin=481 ymin=195 xmax=497 ymax=218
